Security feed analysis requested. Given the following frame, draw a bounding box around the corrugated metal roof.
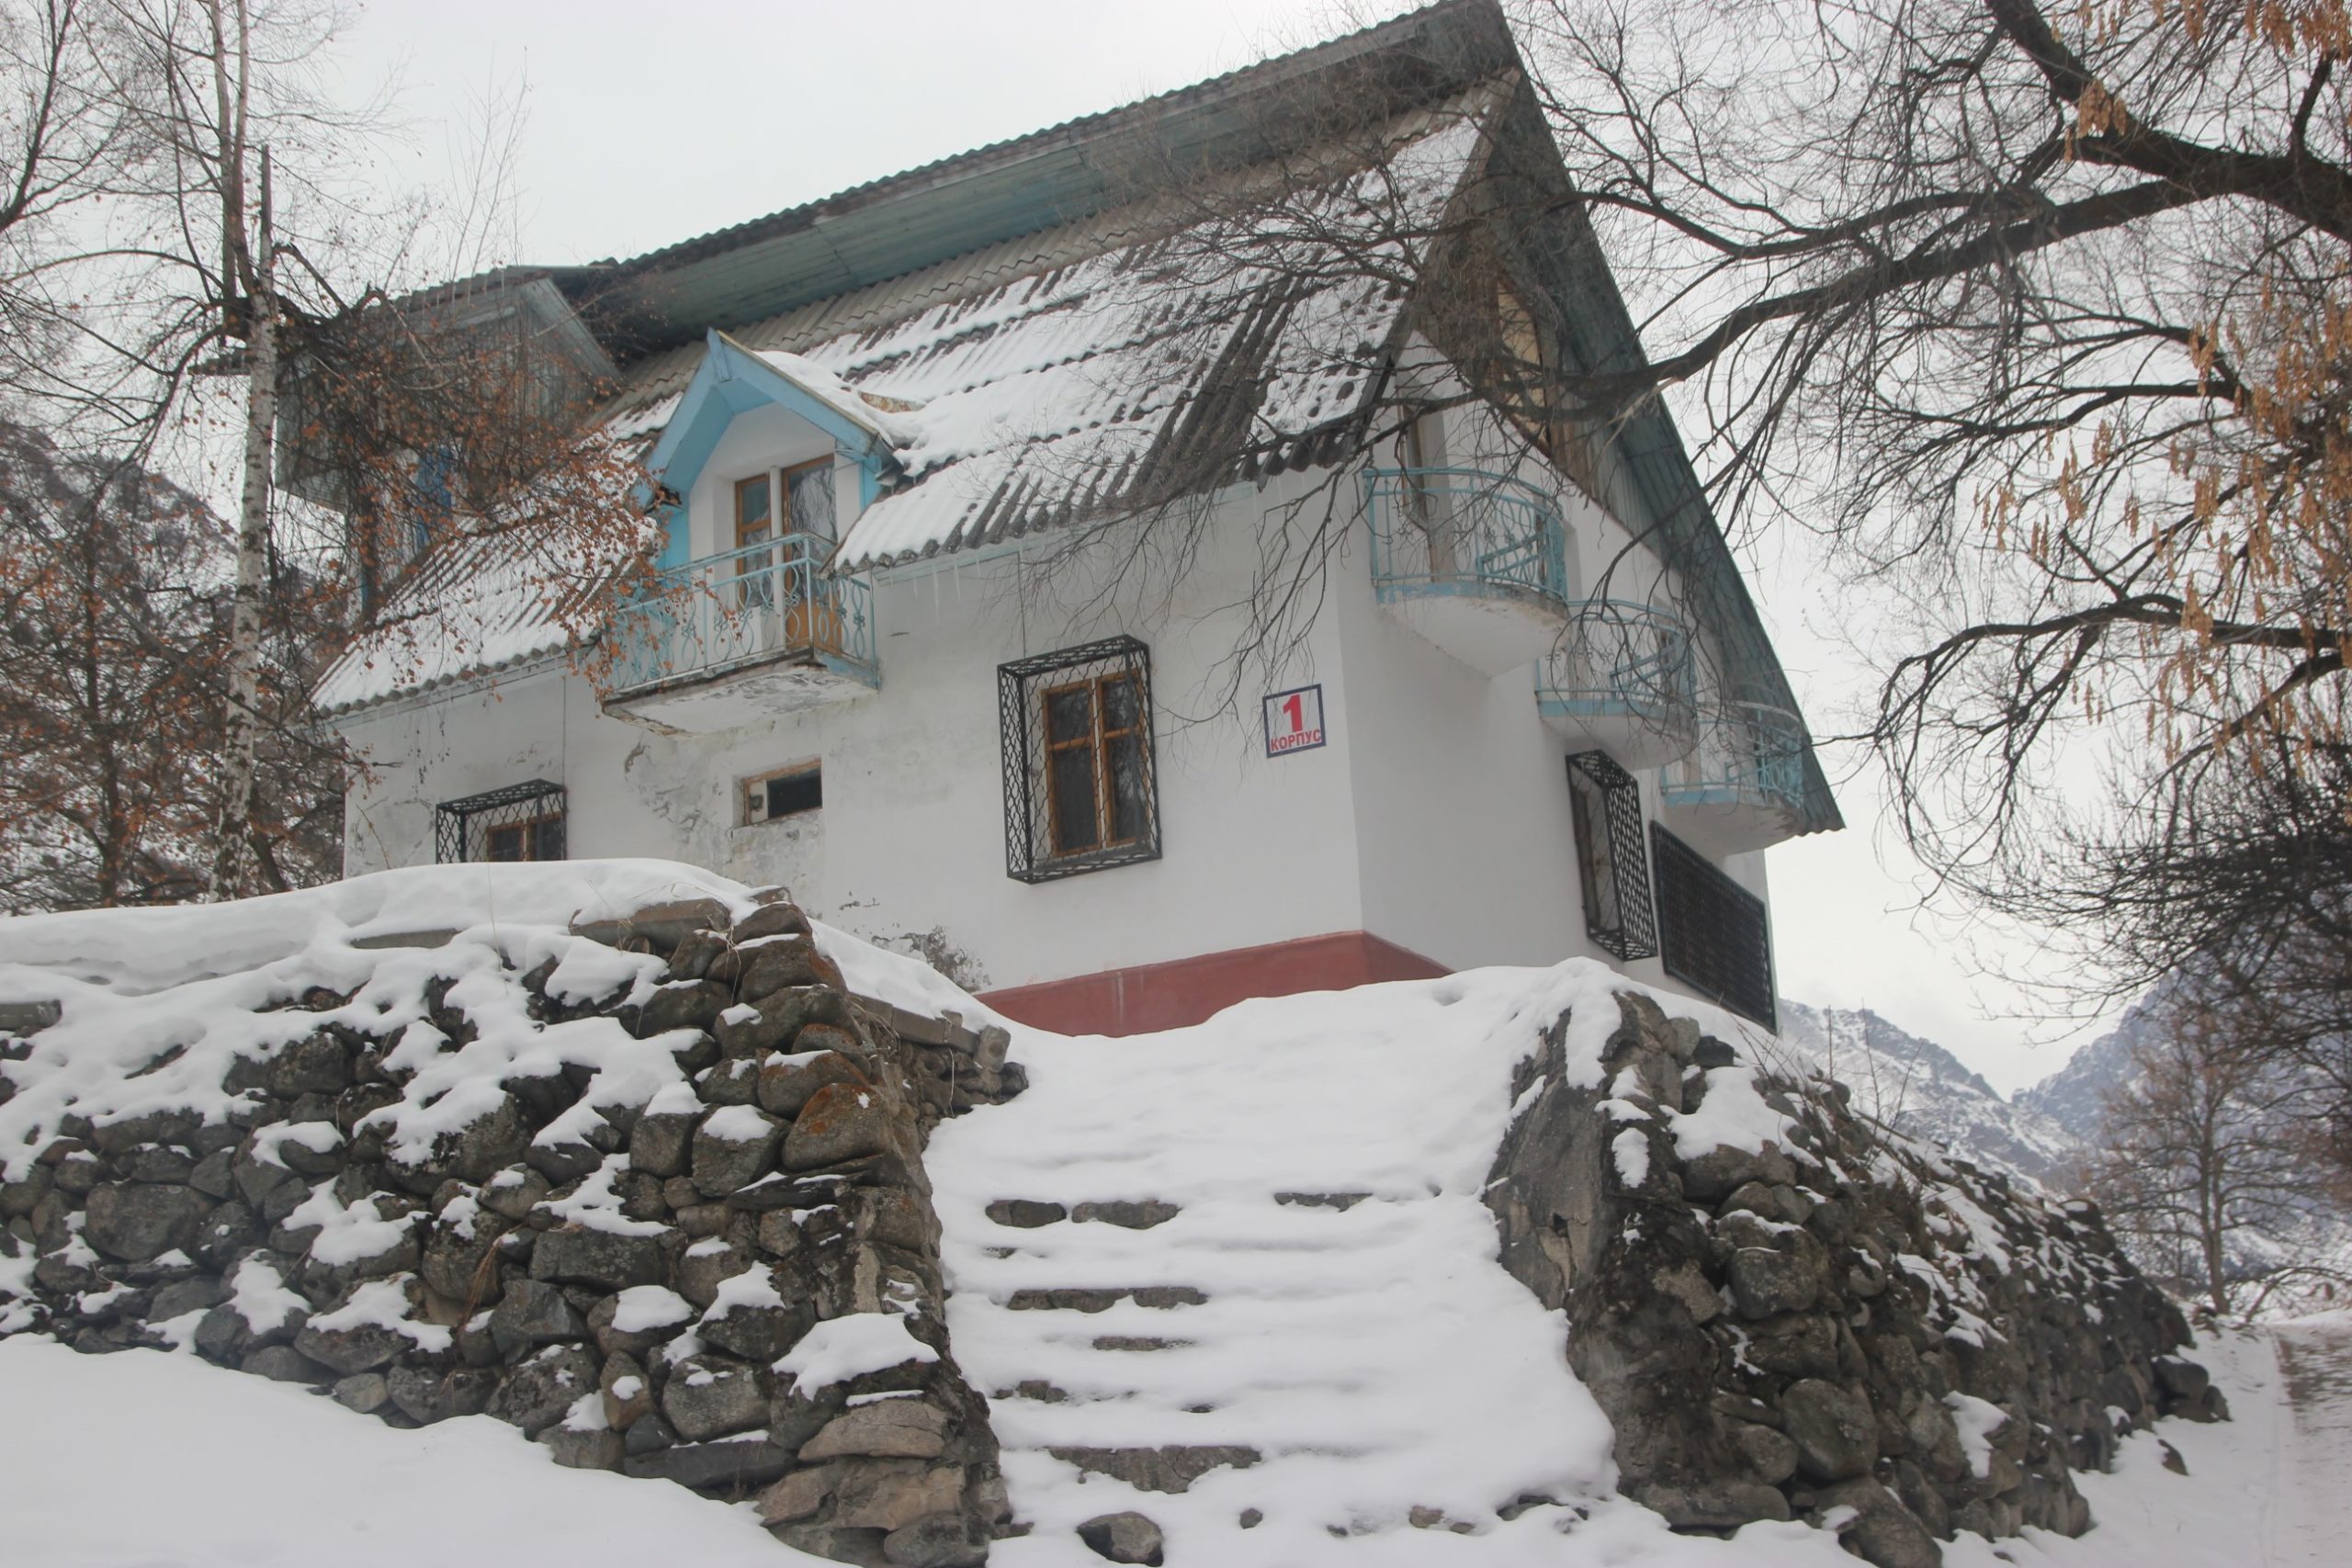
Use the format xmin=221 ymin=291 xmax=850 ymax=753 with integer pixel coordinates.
xmin=572 ymin=0 xmax=1516 ymax=361
xmin=310 ymin=514 xmax=648 ymax=716
xmin=595 ymin=109 xmax=1487 ymax=574
xmin=313 ymin=102 xmax=1486 ymax=716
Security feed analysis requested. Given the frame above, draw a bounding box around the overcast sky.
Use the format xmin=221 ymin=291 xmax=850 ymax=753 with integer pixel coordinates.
xmin=332 ymin=0 xmax=2111 ymax=1094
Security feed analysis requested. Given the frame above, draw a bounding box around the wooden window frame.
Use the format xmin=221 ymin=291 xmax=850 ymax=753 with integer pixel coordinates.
xmin=997 ymin=637 xmax=1161 ymax=884
xmin=1042 ymin=671 xmax=1148 ymax=859
xmin=731 ymin=457 xmax=833 ymax=548
xmin=484 ymin=811 xmax=564 ymax=863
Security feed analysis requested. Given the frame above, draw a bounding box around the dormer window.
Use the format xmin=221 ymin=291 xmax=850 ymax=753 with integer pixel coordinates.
xmin=734 ymin=472 xmax=773 ymax=549
xmin=732 ymin=457 xmax=836 ymax=553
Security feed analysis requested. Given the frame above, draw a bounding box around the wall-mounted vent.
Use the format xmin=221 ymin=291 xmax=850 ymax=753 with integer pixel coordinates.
xmin=744 ymin=763 xmax=823 ymax=825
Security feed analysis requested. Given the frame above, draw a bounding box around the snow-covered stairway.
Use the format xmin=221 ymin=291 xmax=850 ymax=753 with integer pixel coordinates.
xmin=923 ymin=966 xmax=1647 ymax=1566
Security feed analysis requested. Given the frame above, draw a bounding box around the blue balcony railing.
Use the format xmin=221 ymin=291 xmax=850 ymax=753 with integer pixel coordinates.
xmin=1662 ymin=701 xmax=1807 ymax=816
xmin=1364 ymin=467 xmax=1570 ymax=608
xmin=1536 ymin=600 xmax=1698 ymax=734
xmin=608 ymin=535 xmax=877 ymax=697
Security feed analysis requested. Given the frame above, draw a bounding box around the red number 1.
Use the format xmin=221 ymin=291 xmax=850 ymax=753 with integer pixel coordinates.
xmin=1282 ymin=692 xmax=1305 ymax=733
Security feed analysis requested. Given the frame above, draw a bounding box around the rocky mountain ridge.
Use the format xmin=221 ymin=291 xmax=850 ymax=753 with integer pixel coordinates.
xmin=1770 ymin=1001 xmax=2084 ymax=1188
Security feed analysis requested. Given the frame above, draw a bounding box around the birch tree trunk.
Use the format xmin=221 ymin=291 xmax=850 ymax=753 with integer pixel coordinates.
xmin=207 ymin=0 xmax=272 ymax=902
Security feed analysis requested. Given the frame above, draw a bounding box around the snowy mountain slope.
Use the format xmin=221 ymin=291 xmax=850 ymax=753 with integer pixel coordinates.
xmin=1768 ymin=1000 xmax=2080 ymax=1185
xmin=2016 ymin=1002 xmax=2157 ymax=1142
xmin=2015 ymin=995 xmax=2352 ymax=1309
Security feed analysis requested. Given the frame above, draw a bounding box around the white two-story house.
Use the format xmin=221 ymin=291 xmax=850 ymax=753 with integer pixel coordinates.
xmin=312 ymin=0 xmax=1840 ymax=1035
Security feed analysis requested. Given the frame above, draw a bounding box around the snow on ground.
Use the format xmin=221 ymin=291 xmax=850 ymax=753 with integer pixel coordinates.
xmin=1931 ymin=1318 xmax=2347 ymax=1568
xmin=0 ymin=860 xmax=985 ymax=1192
xmin=926 ymin=962 xmax=1851 ymax=1567
xmin=0 ymin=1314 xmax=2340 ymax=1566
xmin=0 ymin=1334 xmax=811 ymax=1568
xmin=5 ymin=863 xmax=2348 ymax=1564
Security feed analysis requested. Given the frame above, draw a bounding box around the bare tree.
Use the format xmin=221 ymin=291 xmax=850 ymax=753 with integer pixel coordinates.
xmin=0 ymin=415 xmax=339 ymax=908
xmin=1114 ymin=0 xmax=2352 ymax=896
xmin=1462 ymin=0 xmax=2352 ymax=906
xmin=0 ymin=0 xmax=648 ymax=908
xmin=2086 ymin=995 xmax=2321 ymax=1314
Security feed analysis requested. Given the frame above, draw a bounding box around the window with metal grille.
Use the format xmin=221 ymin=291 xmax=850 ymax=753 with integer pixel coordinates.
xmin=999 ymin=637 xmax=1160 ymax=882
xmin=1650 ymin=823 xmax=1775 ymax=1027
xmin=1567 ymin=751 xmax=1657 ymax=961
xmin=435 ymin=780 xmax=568 ymax=865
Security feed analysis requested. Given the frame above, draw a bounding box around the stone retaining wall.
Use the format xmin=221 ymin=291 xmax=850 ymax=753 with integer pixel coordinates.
xmin=0 ymin=895 xmax=1019 ymax=1568
xmin=1487 ymin=994 xmax=2217 ymax=1568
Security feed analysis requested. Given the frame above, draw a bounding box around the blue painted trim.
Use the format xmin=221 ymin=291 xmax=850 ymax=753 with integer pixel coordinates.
xmin=654 ymin=503 xmax=687 ymax=570
xmin=645 ymin=331 xmax=897 ymax=499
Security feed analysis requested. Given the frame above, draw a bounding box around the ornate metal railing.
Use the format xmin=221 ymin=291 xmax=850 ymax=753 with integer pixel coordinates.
xmin=1363 ymin=467 xmax=1570 ymax=608
xmin=608 ymin=535 xmax=877 ymax=695
xmin=1536 ymin=600 xmax=1698 ymax=733
xmin=1663 ymin=700 xmax=1808 ymax=815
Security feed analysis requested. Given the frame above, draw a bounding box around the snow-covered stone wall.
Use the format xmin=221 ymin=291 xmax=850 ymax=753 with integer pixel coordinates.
xmin=0 ymin=873 xmax=1020 ymax=1568
xmin=1487 ymin=992 xmax=2218 ymax=1567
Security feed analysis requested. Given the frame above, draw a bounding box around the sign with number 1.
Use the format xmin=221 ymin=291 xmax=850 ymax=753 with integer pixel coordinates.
xmin=1263 ymin=683 xmax=1328 ymax=756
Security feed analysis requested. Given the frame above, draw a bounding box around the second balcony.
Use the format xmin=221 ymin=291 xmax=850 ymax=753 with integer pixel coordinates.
xmin=1535 ymin=601 xmax=1699 ymax=768
xmin=1365 ymin=467 xmax=1570 ymax=674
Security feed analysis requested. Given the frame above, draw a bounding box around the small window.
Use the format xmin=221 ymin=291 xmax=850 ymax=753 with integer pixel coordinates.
xmin=1567 ymin=751 xmax=1657 ymax=962
xmin=1650 ymin=823 xmax=1774 ymax=1027
xmin=733 ymin=473 xmax=773 ymax=547
xmin=744 ymin=762 xmax=822 ymax=825
xmin=485 ymin=814 xmax=565 ymax=863
xmin=785 ymin=459 xmax=836 ymax=543
xmin=435 ymin=780 xmax=567 ymax=865
xmin=999 ymin=637 xmax=1160 ymax=882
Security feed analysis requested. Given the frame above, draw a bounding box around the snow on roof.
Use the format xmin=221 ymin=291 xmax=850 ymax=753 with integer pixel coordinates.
xmin=734 ymin=111 xmax=1486 ymax=573
xmin=309 ymin=508 xmax=653 ymax=716
xmin=311 ymin=105 xmax=1487 ymax=716
xmin=750 ymin=346 xmax=921 ymax=450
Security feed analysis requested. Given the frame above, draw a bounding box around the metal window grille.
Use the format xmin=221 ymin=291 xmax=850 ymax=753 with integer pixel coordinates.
xmin=998 ymin=637 xmax=1161 ymax=883
xmin=1566 ymin=751 xmax=1657 ymax=961
xmin=1650 ymin=823 xmax=1775 ymax=1028
xmin=435 ymin=779 xmax=568 ymax=865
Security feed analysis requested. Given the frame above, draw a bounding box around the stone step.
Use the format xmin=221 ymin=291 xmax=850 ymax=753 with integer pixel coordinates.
xmin=1273 ymin=1190 xmax=1371 ymax=1211
xmin=1041 ymin=1443 xmax=1262 ymax=1495
xmin=982 ymin=1198 xmax=1182 ymax=1230
xmin=1005 ymin=1286 xmax=1208 ymax=1313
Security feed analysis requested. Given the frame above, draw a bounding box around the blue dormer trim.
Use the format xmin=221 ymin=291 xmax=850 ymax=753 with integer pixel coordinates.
xmin=654 ymin=502 xmax=687 ymax=570
xmin=645 ymin=331 xmax=896 ymax=508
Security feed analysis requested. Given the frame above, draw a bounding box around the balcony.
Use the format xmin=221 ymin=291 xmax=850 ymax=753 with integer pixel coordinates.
xmin=1364 ymin=467 xmax=1570 ymax=674
xmin=1657 ymin=700 xmax=1808 ymax=855
xmin=1535 ymin=601 xmax=1698 ymax=768
xmin=605 ymin=536 xmax=877 ymax=733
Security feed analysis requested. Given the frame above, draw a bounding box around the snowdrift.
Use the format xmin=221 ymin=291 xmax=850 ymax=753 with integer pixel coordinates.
xmin=0 ymin=863 xmax=2212 ymax=1567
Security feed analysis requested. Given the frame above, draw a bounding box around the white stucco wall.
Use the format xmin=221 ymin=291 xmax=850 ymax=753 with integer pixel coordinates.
xmin=341 ymin=475 xmax=1376 ymax=994
xmin=338 ymin=397 xmax=1786 ymax=1011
